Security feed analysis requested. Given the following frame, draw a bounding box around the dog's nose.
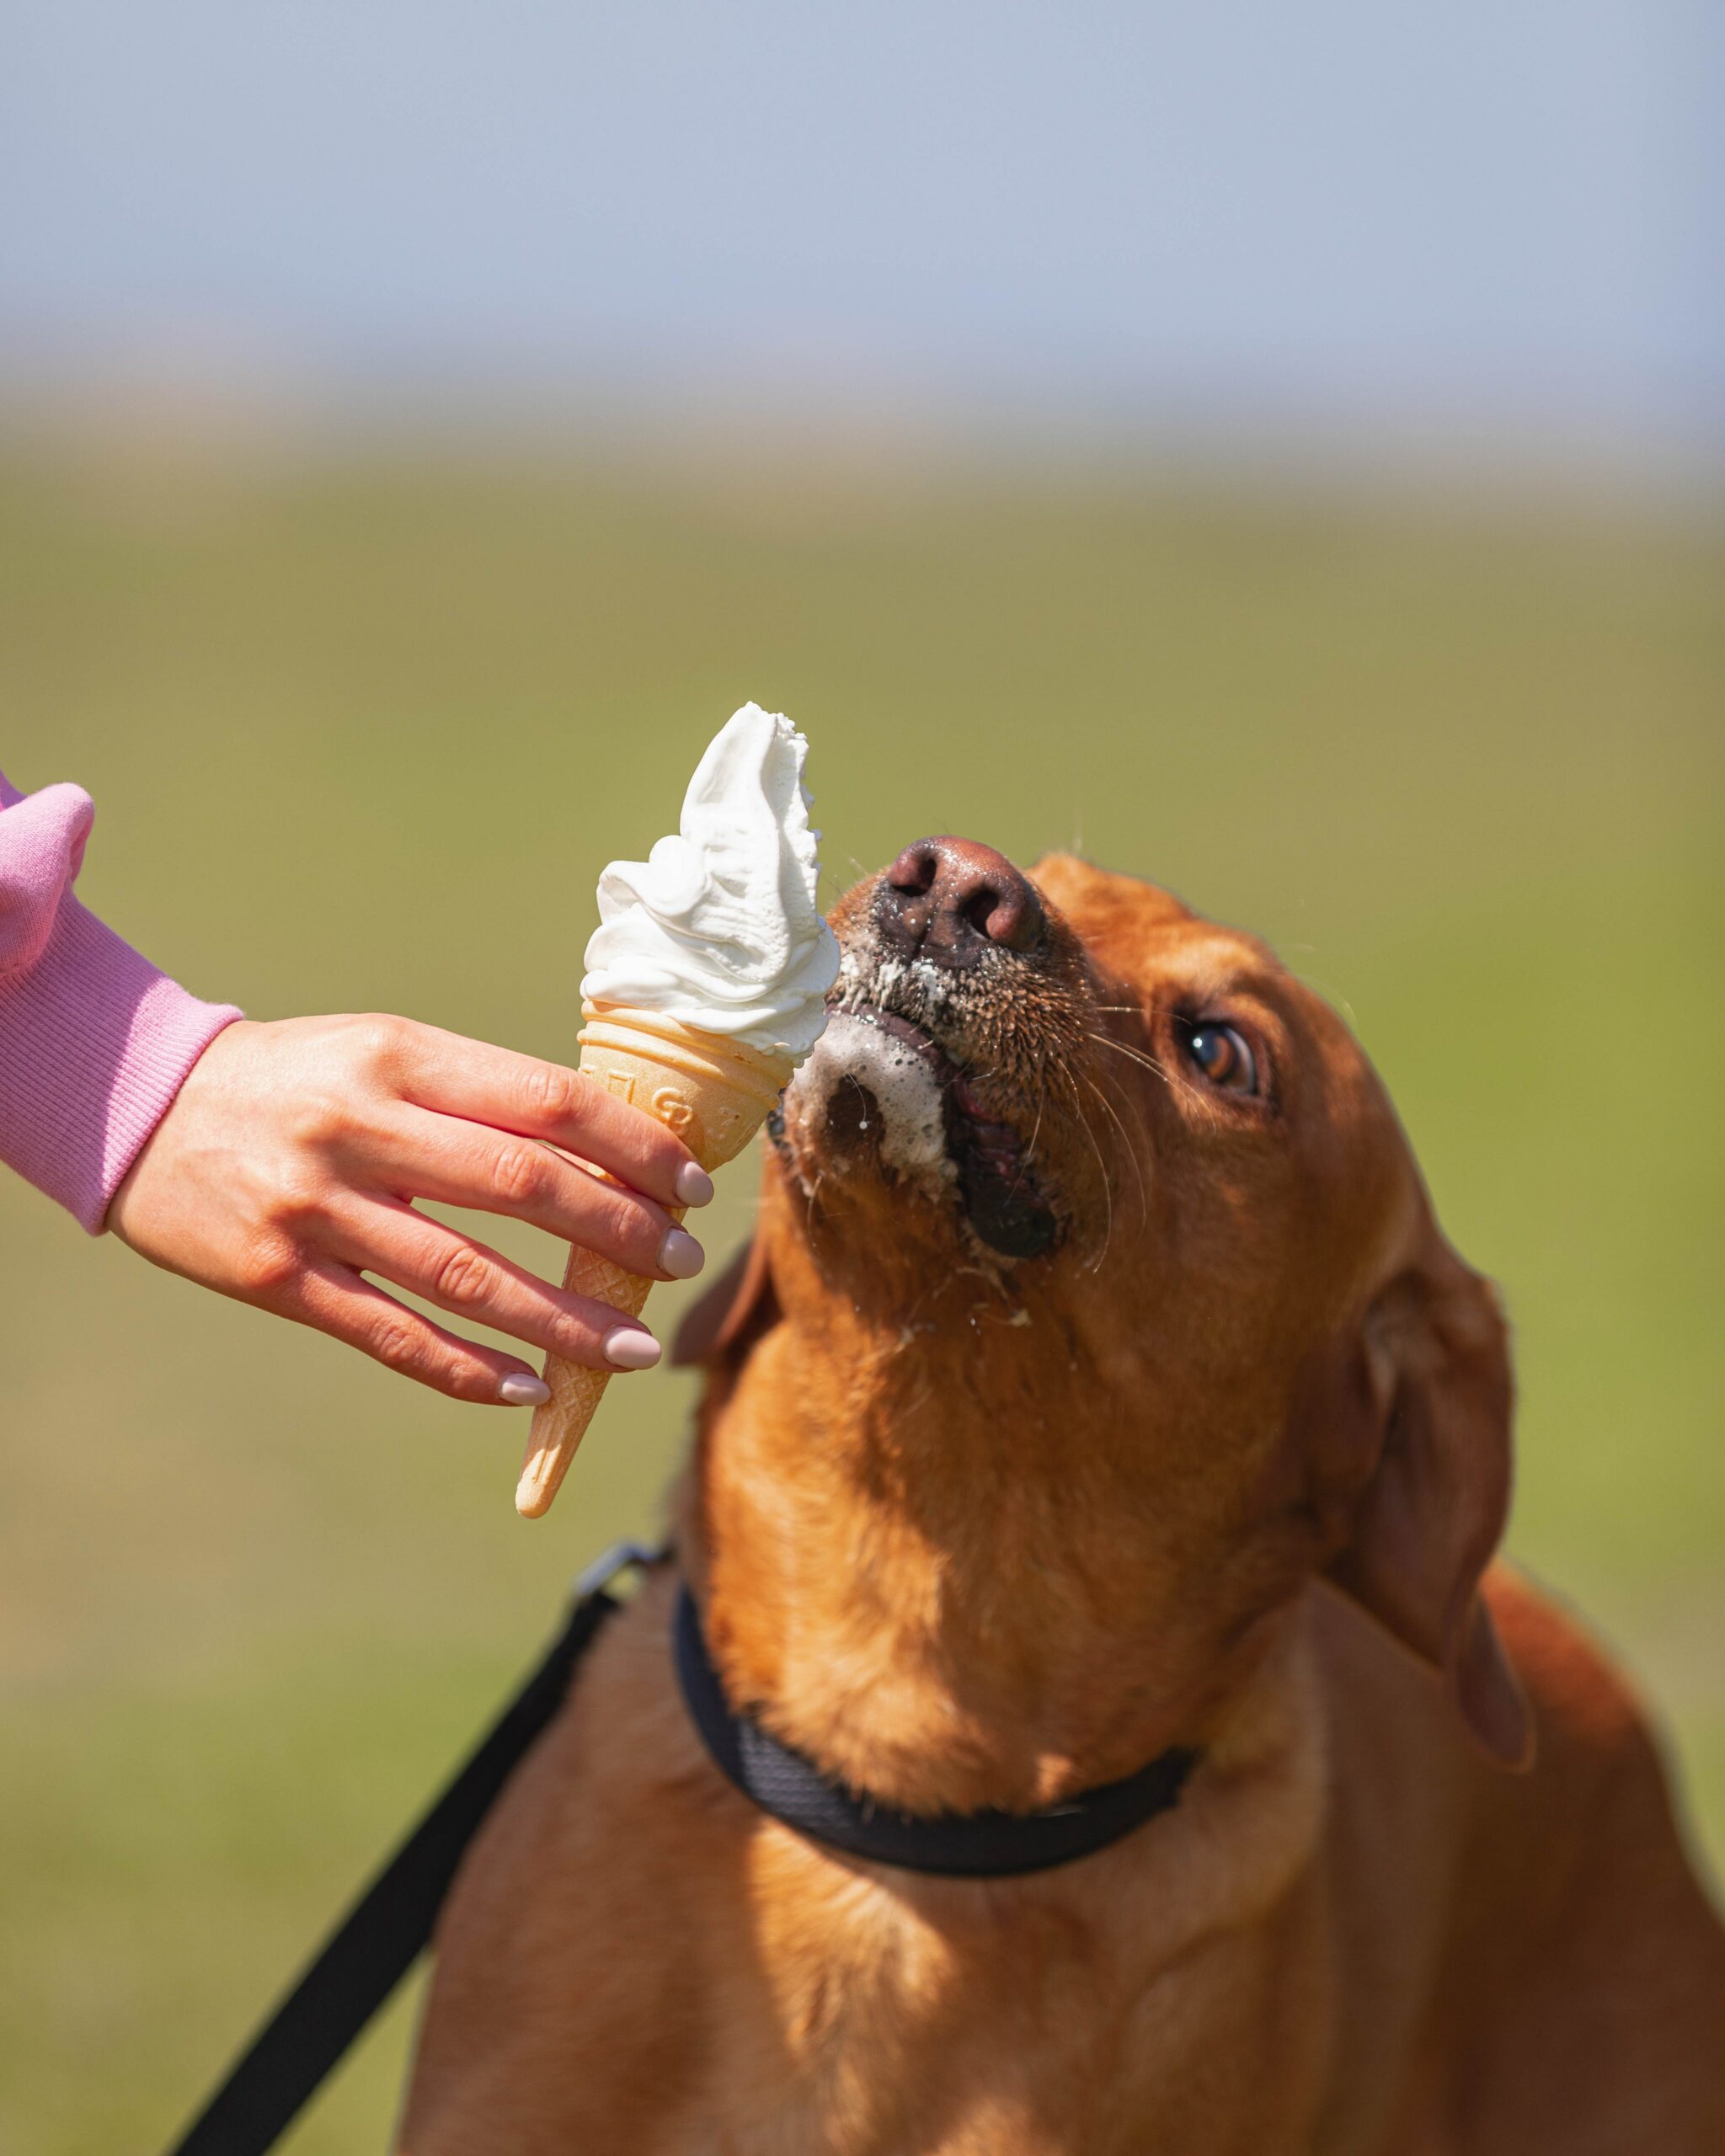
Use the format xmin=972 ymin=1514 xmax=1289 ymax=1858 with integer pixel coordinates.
xmin=877 ymin=836 xmax=1046 ymax=965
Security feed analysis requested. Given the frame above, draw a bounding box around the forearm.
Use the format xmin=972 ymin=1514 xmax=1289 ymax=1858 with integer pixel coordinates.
xmin=0 ymin=770 xmax=241 ymax=1230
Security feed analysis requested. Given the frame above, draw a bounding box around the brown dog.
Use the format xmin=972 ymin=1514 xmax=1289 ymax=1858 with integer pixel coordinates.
xmin=402 ymin=841 xmax=1725 ymax=2153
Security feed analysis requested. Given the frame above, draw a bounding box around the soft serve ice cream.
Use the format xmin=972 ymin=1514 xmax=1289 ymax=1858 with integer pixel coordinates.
xmin=581 ymin=702 xmax=839 ymax=1059
xmin=516 ymin=704 xmax=838 ymax=1518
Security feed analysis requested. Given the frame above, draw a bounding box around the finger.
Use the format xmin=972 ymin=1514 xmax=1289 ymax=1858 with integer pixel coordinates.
xmin=329 ymin=1198 xmax=663 ymax=1372
xmin=277 ymin=1254 xmax=553 ymax=1405
xmin=345 ymin=1105 xmax=708 ymax=1279
xmin=389 ymin=1022 xmax=716 ymax=1209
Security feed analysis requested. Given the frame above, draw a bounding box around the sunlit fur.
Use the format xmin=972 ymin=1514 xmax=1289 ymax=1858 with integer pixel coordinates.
xmin=403 ymin=854 xmax=1725 ymax=2155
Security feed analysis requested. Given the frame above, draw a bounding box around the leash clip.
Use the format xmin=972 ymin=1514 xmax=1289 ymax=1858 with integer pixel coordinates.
xmin=572 ymin=1538 xmax=665 ymax=1604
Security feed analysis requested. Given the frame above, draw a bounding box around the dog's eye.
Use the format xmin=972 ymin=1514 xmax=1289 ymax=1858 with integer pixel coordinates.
xmin=1183 ymin=1022 xmax=1258 ymax=1096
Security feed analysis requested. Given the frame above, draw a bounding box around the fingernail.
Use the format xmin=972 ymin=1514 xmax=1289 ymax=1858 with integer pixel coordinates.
xmin=675 ymin=1161 xmax=715 ymax=1207
xmin=603 ymin=1326 xmax=662 ymax=1371
xmin=659 ymin=1227 xmax=706 ymax=1279
xmin=498 ymin=1371 xmax=551 ymax=1406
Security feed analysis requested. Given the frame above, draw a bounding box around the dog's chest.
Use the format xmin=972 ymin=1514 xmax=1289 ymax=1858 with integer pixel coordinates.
xmin=648 ymin=1822 xmax=1337 ymax=2156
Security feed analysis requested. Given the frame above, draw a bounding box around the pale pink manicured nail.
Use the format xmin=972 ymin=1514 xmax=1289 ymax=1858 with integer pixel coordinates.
xmin=603 ymin=1326 xmax=662 ymax=1371
xmin=674 ymin=1161 xmax=715 ymax=1207
xmin=659 ymin=1227 xmax=706 ymax=1279
xmin=498 ymin=1372 xmax=551 ymax=1406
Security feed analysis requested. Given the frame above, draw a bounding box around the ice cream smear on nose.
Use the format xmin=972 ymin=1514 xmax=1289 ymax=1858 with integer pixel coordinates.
xmin=579 ymin=703 xmax=840 ymax=1060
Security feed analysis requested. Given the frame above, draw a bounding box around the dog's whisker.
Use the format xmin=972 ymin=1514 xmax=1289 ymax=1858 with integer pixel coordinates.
xmin=1075 ymin=1066 xmax=1149 ymax=1240
xmin=1083 ymin=1030 xmax=1173 ymax=1089
xmin=1052 ymin=1068 xmax=1114 ymax=1272
xmin=1072 ymin=1071 xmax=1142 ymax=1255
xmin=1086 ymin=1028 xmax=1222 ymax=1114
xmin=1023 ymin=1091 xmax=1046 ymax=1167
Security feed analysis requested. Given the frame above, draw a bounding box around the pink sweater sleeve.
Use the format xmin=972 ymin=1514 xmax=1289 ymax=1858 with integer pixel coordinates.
xmin=0 ymin=770 xmax=243 ymax=1231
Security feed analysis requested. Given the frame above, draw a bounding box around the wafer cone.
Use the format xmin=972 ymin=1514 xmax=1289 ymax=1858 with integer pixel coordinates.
xmin=515 ymin=1002 xmax=792 ymax=1518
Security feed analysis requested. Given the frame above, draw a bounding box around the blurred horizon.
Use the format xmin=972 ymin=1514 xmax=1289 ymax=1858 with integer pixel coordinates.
xmin=6 ymin=0 xmax=1723 ymax=489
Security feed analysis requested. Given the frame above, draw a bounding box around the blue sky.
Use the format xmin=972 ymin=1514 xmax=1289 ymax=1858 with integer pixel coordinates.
xmin=4 ymin=2 xmax=1719 ymax=445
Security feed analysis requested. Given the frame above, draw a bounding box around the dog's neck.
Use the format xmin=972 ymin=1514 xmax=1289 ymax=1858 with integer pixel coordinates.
xmin=681 ymin=1237 xmax=1313 ymax=1818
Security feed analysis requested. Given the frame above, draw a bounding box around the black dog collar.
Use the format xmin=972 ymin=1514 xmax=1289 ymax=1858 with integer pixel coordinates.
xmin=673 ymin=1586 xmax=1199 ymax=1879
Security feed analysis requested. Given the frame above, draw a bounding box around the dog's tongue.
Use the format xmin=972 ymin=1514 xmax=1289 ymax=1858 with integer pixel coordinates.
xmin=580 ymin=703 xmax=840 ymax=1060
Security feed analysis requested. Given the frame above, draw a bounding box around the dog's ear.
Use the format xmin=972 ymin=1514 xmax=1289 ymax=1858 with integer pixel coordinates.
xmin=670 ymin=1234 xmax=781 ymax=1371
xmin=1322 ymin=1237 xmax=1534 ymax=1770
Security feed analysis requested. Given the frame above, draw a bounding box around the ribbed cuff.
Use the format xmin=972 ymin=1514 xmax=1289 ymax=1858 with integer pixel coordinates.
xmin=0 ymin=897 xmax=242 ymax=1233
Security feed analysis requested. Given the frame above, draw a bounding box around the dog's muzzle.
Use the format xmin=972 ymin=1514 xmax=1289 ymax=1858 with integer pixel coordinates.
xmin=777 ymin=836 xmax=1061 ymax=1260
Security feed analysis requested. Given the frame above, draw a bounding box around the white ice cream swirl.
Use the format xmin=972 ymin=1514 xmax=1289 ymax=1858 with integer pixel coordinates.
xmin=580 ymin=703 xmax=840 ymax=1060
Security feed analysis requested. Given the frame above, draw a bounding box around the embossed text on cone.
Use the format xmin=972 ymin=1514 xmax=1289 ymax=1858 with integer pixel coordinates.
xmin=515 ymin=1004 xmax=791 ymax=1518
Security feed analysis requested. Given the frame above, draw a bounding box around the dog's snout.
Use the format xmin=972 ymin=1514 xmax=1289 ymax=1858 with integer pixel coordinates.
xmin=879 ymin=836 xmax=1046 ymax=965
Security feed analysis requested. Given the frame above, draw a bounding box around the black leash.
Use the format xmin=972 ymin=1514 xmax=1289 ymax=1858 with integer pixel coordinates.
xmin=166 ymin=1546 xmax=1203 ymax=2152
xmin=163 ymin=1542 xmax=656 ymax=2156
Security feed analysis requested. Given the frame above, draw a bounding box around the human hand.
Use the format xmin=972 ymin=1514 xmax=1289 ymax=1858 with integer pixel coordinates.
xmin=109 ymin=1015 xmax=714 ymax=1404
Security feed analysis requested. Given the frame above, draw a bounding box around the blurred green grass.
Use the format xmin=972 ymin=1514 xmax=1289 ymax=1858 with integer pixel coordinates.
xmin=0 ymin=435 xmax=1720 ymax=2153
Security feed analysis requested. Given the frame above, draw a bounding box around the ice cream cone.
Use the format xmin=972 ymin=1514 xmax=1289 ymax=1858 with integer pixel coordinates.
xmin=515 ymin=1001 xmax=793 ymax=1518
